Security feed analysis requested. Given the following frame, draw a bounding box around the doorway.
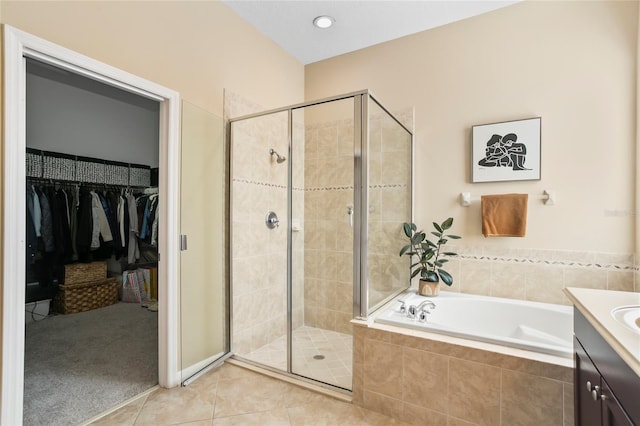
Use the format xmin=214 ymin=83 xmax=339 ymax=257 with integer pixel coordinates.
xmin=23 ymin=56 xmax=161 ymax=424
xmin=2 ymin=25 xmax=181 ymax=425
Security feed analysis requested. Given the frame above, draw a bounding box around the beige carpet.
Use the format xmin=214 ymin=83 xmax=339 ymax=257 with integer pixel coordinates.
xmin=23 ymin=302 xmax=158 ymax=426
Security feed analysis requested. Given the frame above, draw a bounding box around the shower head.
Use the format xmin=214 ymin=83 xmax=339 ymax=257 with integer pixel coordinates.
xmin=269 ymin=148 xmax=286 ymax=164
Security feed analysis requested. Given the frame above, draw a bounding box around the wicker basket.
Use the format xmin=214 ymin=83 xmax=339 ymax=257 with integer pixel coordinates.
xmin=53 ymin=278 xmax=118 ymax=314
xmin=64 ymin=261 xmax=106 ymax=285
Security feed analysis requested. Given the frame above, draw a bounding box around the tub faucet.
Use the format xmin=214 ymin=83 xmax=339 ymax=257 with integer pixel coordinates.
xmin=407 ymin=300 xmax=436 ymax=321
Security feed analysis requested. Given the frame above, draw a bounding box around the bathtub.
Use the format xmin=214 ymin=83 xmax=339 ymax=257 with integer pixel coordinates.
xmin=375 ymin=290 xmax=573 ymax=358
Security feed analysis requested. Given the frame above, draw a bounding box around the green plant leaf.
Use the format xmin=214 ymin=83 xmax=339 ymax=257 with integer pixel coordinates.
xmin=441 ymin=217 xmax=453 ymax=230
xmin=438 ymin=269 xmax=453 ymax=285
xmin=433 ymin=222 xmax=443 ymax=233
xmin=399 ymin=245 xmax=412 ymax=257
xmin=431 ymin=231 xmax=442 ymax=238
xmin=410 ymin=269 xmax=422 ymax=279
xmin=425 ymin=271 xmax=438 ymax=282
xmin=411 ymin=232 xmax=425 ymax=245
xmin=411 ymin=223 xmax=417 ymax=231
xmin=439 ymin=238 xmax=448 ymax=245
xmin=447 ymin=234 xmax=461 ymax=239
xmin=403 ymin=223 xmax=412 ymax=238
xmin=438 ymin=259 xmax=449 ymax=264
xmin=426 ymin=240 xmax=437 ymax=248
xmin=442 ymin=252 xmax=457 ymax=256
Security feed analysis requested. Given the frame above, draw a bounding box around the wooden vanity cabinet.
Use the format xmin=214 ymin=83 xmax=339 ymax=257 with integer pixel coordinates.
xmin=574 ymin=309 xmax=639 ymax=426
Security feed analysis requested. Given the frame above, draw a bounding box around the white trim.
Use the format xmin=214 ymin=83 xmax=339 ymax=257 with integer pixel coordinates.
xmin=2 ymin=25 xmax=181 ymax=425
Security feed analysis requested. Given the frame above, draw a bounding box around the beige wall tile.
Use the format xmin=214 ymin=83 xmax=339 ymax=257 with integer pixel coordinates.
xmin=459 ymin=260 xmax=492 ymax=296
xmin=364 ymin=340 xmax=403 ymax=399
xmin=607 ymin=270 xmax=634 ymax=292
xmin=563 ymin=267 xmax=607 ymax=290
xmin=501 ymin=369 xmax=563 ymax=425
xmin=448 ymin=359 xmax=500 ymax=425
xmin=446 ymin=417 xmax=480 ymax=426
xmin=525 ymin=264 xmax=565 ymax=304
xmin=490 ymin=262 xmax=525 ymax=299
xmin=363 ymin=390 xmax=404 ymax=420
xmin=563 ymin=382 xmax=574 ymax=426
xmin=401 ymin=401 xmax=448 ymax=426
xmin=402 ymin=348 xmax=449 ymax=413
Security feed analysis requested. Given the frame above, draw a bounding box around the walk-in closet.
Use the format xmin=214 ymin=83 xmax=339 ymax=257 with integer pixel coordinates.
xmin=23 ymin=58 xmax=161 ymax=425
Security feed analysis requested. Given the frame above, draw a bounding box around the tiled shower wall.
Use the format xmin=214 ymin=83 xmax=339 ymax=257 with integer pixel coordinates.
xmin=303 ymin=118 xmax=354 ymax=335
xmin=303 ymin=107 xmax=414 ymax=334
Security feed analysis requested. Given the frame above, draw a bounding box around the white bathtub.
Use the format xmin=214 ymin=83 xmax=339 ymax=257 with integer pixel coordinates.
xmin=375 ymin=290 xmax=573 ymax=358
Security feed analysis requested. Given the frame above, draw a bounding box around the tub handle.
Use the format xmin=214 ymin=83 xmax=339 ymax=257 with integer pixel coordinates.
xmin=397 ymin=300 xmax=407 ymax=315
xmin=418 ymin=309 xmax=431 ymax=323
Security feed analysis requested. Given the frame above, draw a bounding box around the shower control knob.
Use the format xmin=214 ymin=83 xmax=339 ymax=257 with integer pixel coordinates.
xmin=265 ymin=211 xmax=279 ymax=229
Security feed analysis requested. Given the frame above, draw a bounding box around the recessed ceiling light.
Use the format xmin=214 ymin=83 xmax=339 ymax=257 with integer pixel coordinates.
xmin=313 ymin=15 xmax=334 ymax=29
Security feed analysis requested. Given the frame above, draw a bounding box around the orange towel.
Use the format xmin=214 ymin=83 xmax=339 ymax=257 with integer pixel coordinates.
xmin=481 ymin=194 xmax=528 ymax=237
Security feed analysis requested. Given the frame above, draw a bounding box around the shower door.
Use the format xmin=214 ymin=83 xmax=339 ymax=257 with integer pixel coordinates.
xmin=229 ymin=90 xmax=412 ymax=392
xmin=230 ymin=110 xmax=289 ymax=371
xmin=290 ymin=97 xmax=355 ymax=390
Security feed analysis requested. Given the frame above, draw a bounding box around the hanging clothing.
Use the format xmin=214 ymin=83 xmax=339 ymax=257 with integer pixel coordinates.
xmin=30 ymin=186 xmax=42 ymax=237
xmin=69 ymin=188 xmax=78 ymax=261
xmin=76 ymin=188 xmax=94 ymax=262
xmin=26 ymin=188 xmax=37 ymax=265
xmin=37 ymin=187 xmax=55 ymax=253
xmin=90 ymin=191 xmax=113 ymax=249
xmin=126 ymin=193 xmax=140 ymax=264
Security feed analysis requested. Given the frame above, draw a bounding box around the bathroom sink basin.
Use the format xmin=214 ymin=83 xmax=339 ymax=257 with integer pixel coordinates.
xmin=611 ymin=306 xmax=640 ymax=334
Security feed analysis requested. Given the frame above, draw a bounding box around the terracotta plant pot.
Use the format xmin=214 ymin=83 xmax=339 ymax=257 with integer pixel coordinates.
xmin=418 ymin=280 xmax=440 ymax=297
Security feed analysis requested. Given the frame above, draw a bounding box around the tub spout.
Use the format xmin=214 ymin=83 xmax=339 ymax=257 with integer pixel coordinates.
xmin=417 ymin=301 xmax=436 ymax=311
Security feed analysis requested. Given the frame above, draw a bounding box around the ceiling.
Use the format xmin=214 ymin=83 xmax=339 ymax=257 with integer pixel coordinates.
xmin=222 ymin=1 xmax=520 ymax=65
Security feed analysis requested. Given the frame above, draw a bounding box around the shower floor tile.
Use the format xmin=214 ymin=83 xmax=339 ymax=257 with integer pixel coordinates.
xmin=242 ymin=325 xmax=353 ymax=390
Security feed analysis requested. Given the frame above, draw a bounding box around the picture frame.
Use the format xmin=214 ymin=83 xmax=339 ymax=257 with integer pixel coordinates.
xmin=471 ymin=117 xmax=541 ymax=183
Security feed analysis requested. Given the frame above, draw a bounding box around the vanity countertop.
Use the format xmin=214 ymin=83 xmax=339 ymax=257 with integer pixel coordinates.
xmin=564 ymin=287 xmax=640 ymax=377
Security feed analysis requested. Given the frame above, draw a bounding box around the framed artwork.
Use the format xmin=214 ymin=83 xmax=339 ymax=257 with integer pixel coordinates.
xmin=471 ymin=117 xmax=541 ymax=183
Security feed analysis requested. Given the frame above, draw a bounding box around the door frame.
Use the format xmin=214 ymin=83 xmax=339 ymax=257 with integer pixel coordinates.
xmin=2 ymin=25 xmax=181 ymax=424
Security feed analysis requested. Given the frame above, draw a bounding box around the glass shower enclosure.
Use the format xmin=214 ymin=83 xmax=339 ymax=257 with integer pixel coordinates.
xmin=229 ymin=90 xmax=412 ymax=391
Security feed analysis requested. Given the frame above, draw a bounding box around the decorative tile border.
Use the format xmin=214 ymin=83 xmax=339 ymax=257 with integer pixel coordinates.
xmin=453 ymin=249 xmax=636 ymax=272
xmin=233 ymin=178 xmax=407 ymax=193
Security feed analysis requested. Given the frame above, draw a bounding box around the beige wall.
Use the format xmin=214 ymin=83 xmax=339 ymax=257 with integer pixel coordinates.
xmin=0 ymin=0 xmax=304 ymax=383
xmin=1 ymin=1 xmax=304 ymax=114
xmin=306 ymin=0 xmax=637 ymax=254
xmin=306 ymin=1 xmax=639 ymax=302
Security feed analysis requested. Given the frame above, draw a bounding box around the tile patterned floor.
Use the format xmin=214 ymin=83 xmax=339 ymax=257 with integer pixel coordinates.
xmin=243 ymin=326 xmax=353 ymax=390
xmin=90 ymin=363 xmax=409 ymax=425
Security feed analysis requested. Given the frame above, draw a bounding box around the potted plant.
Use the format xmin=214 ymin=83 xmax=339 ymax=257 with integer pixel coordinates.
xmin=399 ymin=217 xmax=461 ymax=296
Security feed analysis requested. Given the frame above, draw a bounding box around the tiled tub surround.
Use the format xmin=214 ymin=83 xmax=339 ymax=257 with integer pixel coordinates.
xmin=352 ymin=321 xmax=574 ymax=426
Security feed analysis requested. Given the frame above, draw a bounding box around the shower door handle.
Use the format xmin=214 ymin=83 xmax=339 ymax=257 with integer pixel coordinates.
xmin=347 ymin=205 xmax=353 ymax=227
xmin=180 ymin=234 xmax=188 ymax=251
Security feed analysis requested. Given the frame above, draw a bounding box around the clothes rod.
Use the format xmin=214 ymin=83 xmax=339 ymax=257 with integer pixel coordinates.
xmin=460 ymin=190 xmax=556 ymax=207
